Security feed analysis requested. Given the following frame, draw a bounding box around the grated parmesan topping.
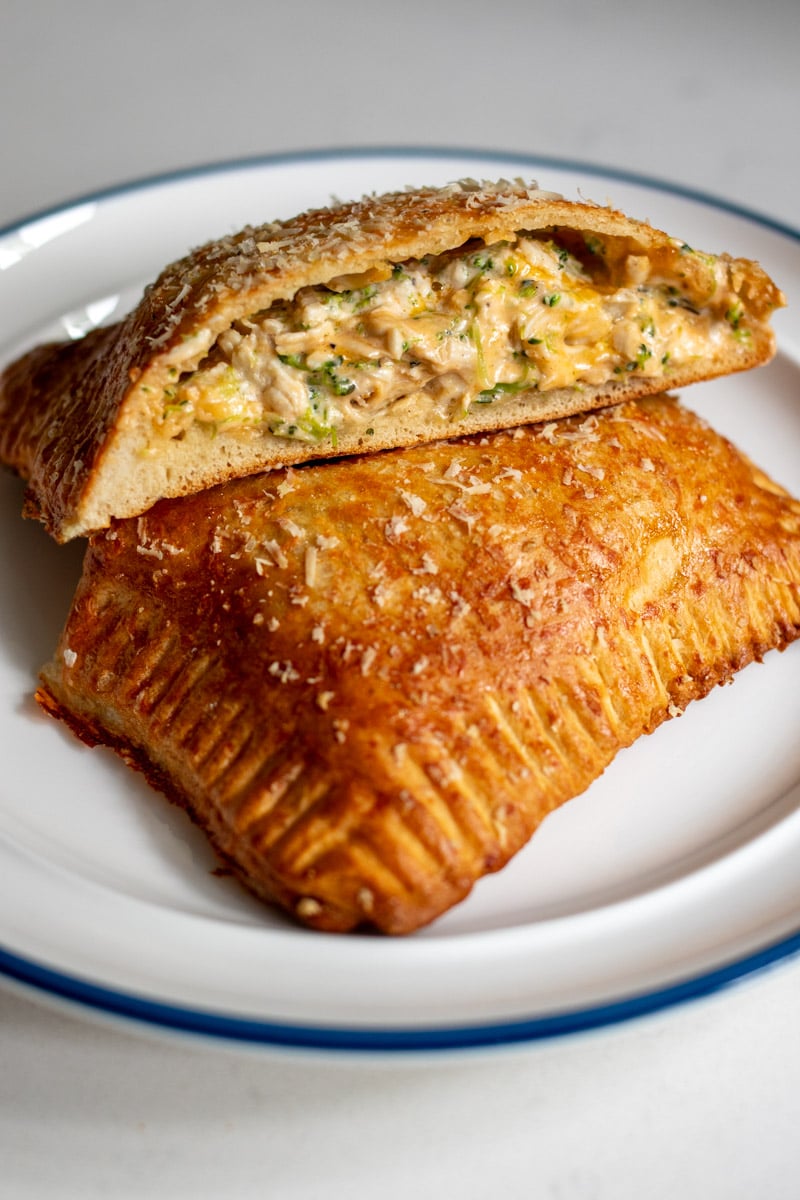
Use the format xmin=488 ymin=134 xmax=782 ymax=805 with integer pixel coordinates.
xmin=447 ymin=502 xmax=479 ymax=533
xmin=278 ymin=517 xmax=304 ymax=538
xmin=268 ymin=660 xmax=301 ymax=683
xmin=412 ymin=553 xmax=439 ymax=576
xmin=276 ymin=470 xmax=299 ymax=496
xmin=399 ymin=490 xmax=427 ymax=517
xmin=384 ymin=514 xmax=409 ymax=541
xmin=256 ymin=539 xmax=288 ymax=570
xmin=304 ymin=544 xmax=318 ymax=588
xmin=510 ymin=580 xmax=537 ymax=608
xmin=361 ymin=646 xmax=378 ymax=676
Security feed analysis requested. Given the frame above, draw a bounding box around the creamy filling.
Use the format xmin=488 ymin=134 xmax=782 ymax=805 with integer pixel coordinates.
xmin=156 ymin=232 xmax=754 ymax=444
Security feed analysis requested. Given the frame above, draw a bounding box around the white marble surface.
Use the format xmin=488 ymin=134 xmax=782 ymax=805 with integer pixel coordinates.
xmin=2 ymin=1 xmax=800 ymax=1196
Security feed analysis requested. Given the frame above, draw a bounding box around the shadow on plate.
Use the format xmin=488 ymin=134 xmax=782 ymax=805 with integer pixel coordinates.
xmin=0 ymin=473 xmax=85 ymax=674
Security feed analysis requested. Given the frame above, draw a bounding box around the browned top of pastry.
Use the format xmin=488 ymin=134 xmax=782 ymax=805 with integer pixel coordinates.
xmin=1 ymin=180 xmax=784 ymax=541
xmin=81 ymin=180 xmax=783 ymax=342
xmin=38 ymin=398 xmax=800 ymax=932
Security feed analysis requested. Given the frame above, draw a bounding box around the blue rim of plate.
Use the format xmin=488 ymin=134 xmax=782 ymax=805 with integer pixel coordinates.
xmin=1 ymin=145 xmax=800 ymax=1054
xmin=2 ymin=932 xmax=800 ymax=1052
xmin=2 ymin=144 xmax=800 ymax=247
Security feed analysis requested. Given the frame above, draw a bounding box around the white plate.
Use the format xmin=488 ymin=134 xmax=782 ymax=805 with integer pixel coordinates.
xmin=1 ymin=149 xmax=800 ymax=1054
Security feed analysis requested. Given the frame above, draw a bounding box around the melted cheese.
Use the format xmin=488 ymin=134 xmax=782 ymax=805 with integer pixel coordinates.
xmin=158 ymin=233 xmax=751 ymax=444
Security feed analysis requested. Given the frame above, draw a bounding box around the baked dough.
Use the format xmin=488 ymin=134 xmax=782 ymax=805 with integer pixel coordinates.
xmin=0 ymin=179 xmax=784 ymax=541
xmin=36 ymin=397 xmax=800 ymax=933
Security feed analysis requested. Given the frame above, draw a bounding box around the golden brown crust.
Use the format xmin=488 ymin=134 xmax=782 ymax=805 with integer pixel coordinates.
xmin=0 ymin=180 xmax=784 ymax=541
xmin=0 ymin=327 xmax=123 ymax=531
xmin=37 ymin=397 xmax=800 ymax=933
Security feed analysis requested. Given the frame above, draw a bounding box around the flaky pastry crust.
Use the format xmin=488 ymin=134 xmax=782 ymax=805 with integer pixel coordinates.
xmin=36 ymin=397 xmax=800 ymax=933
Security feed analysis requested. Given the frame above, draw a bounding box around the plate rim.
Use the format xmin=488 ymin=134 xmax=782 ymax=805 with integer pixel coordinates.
xmin=2 ymin=144 xmax=800 ymax=1054
xmin=2 ymin=929 xmax=800 ymax=1053
xmin=2 ymin=142 xmax=800 ymax=248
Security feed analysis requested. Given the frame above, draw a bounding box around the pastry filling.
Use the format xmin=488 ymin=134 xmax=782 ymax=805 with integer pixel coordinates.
xmin=156 ymin=231 xmax=760 ymax=445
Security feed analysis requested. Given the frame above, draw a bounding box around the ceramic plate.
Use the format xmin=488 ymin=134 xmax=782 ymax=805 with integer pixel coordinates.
xmin=1 ymin=148 xmax=800 ymax=1053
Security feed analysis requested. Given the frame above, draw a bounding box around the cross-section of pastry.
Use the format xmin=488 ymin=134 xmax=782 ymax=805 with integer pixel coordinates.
xmin=0 ymin=179 xmax=784 ymax=540
xmin=36 ymin=397 xmax=800 ymax=933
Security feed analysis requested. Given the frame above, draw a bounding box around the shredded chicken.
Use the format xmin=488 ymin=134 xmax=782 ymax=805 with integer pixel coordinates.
xmin=160 ymin=232 xmax=749 ymax=444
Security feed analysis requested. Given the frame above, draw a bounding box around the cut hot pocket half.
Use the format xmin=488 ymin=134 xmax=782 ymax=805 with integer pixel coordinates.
xmin=0 ymin=179 xmax=785 ymax=540
xmin=37 ymin=398 xmax=800 ymax=933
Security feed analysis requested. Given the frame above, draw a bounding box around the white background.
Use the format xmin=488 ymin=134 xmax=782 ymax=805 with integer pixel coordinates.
xmin=2 ymin=1 xmax=800 ymax=1196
